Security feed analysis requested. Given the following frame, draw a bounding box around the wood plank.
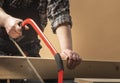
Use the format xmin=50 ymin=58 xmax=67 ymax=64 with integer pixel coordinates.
xmin=0 ymin=56 xmax=37 ymax=79
xmin=0 ymin=56 xmax=120 ymax=79
xmin=75 ymin=78 xmax=120 ymax=83
xmin=29 ymin=58 xmax=120 ymax=79
xmin=75 ymin=79 xmax=93 ymax=83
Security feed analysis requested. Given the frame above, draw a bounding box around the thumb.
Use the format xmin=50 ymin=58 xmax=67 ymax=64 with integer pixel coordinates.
xmin=17 ymin=21 xmax=29 ymax=30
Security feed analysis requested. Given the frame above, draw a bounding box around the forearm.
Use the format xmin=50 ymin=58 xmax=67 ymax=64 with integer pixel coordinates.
xmin=56 ymin=25 xmax=73 ymax=52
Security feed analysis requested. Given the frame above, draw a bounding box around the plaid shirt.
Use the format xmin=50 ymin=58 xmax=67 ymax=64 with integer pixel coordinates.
xmin=0 ymin=0 xmax=72 ymax=33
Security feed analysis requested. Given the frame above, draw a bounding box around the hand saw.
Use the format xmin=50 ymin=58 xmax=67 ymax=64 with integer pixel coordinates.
xmin=11 ymin=18 xmax=64 ymax=83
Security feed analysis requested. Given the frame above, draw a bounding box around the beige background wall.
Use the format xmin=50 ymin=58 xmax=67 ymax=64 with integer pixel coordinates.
xmin=40 ymin=0 xmax=120 ymax=61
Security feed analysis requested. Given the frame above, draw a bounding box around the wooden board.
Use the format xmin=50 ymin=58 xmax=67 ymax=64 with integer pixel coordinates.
xmin=0 ymin=56 xmax=120 ymax=80
xmin=75 ymin=78 xmax=120 ymax=83
xmin=0 ymin=56 xmax=37 ymax=79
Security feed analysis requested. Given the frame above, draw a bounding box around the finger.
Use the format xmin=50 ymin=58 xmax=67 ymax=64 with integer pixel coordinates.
xmin=67 ymin=53 xmax=73 ymax=66
xmin=17 ymin=21 xmax=29 ymax=30
xmin=73 ymin=53 xmax=82 ymax=65
xmin=66 ymin=59 xmax=74 ymax=69
xmin=10 ymin=23 xmax=22 ymax=39
xmin=69 ymin=53 xmax=82 ymax=69
xmin=15 ymin=19 xmax=23 ymax=31
xmin=76 ymin=52 xmax=82 ymax=64
xmin=67 ymin=55 xmax=76 ymax=69
xmin=61 ymin=51 xmax=74 ymax=69
xmin=24 ymin=25 xmax=29 ymax=30
xmin=69 ymin=54 xmax=78 ymax=69
xmin=63 ymin=50 xmax=82 ymax=69
xmin=63 ymin=50 xmax=75 ymax=69
xmin=9 ymin=30 xmax=21 ymax=39
xmin=72 ymin=53 xmax=78 ymax=61
xmin=14 ymin=24 xmax=22 ymax=35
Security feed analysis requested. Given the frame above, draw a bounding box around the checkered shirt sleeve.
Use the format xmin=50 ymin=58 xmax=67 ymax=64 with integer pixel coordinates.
xmin=47 ymin=0 xmax=72 ymax=33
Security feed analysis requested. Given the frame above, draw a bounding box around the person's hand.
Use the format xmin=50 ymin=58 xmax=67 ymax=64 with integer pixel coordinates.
xmin=4 ymin=16 xmax=28 ymax=39
xmin=60 ymin=49 xmax=81 ymax=69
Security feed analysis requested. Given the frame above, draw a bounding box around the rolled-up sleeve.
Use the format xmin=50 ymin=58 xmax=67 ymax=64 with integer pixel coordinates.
xmin=47 ymin=0 xmax=72 ymax=33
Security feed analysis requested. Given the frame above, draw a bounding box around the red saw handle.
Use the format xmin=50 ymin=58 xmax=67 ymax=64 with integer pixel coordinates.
xmin=21 ymin=18 xmax=64 ymax=83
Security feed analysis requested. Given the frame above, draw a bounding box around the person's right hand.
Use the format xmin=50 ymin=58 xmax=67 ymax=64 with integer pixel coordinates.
xmin=4 ymin=16 xmax=23 ymax=39
xmin=4 ymin=16 xmax=28 ymax=39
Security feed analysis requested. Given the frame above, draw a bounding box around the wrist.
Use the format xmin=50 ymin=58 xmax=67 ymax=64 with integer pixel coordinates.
xmin=60 ymin=49 xmax=73 ymax=59
xmin=61 ymin=49 xmax=73 ymax=53
xmin=1 ymin=15 xmax=11 ymax=27
xmin=0 ymin=8 xmax=11 ymax=27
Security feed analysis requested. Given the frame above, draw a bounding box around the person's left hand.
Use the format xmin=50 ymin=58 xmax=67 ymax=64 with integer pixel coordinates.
xmin=60 ymin=49 xmax=82 ymax=69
